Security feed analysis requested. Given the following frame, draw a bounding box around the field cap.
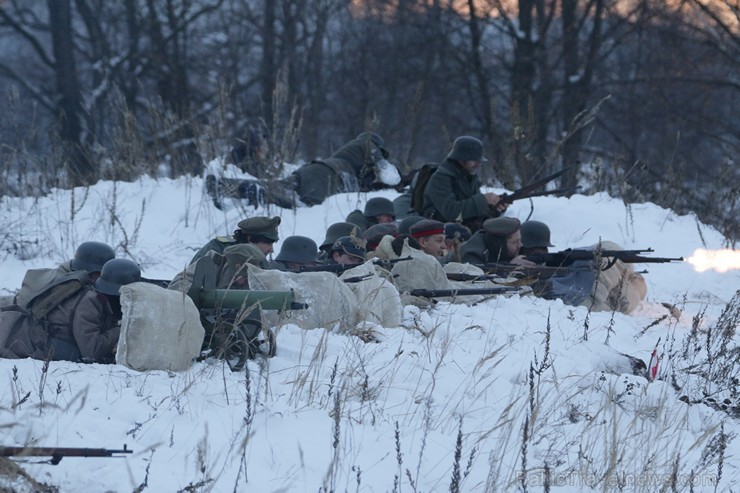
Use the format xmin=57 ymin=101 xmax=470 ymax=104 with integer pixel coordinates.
xmin=444 ymin=223 xmax=472 ymax=242
xmin=331 ymin=236 xmax=367 ymax=261
xmin=482 ymin=217 xmax=521 ymax=237
xmin=237 ymin=216 xmax=281 ymax=241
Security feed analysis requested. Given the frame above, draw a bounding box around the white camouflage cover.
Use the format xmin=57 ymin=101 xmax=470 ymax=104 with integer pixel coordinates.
xmin=117 ymin=282 xmax=205 ymax=371
xmin=247 ymin=265 xmax=357 ymax=331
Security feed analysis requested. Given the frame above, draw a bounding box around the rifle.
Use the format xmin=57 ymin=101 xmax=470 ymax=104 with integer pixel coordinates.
xmin=293 ymin=256 xmax=413 ymax=274
xmin=408 ymin=287 xmax=521 ymax=298
xmin=0 ymin=444 xmax=132 ymax=465
xmin=525 ymin=248 xmax=684 ymax=268
xmin=496 ymin=168 xmax=580 ymax=207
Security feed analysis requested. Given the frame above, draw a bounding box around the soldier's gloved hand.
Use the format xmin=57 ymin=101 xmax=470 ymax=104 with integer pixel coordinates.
xmin=484 ymin=192 xmax=509 ymax=213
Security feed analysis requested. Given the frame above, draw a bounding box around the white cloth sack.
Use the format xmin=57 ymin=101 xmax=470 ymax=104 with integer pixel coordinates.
xmin=247 ymin=265 xmax=356 ymax=331
xmin=340 ymin=261 xmax=403 ymax=327
xmin=587 ymin=241 xmax=648 ymax=314
xmin=117 ymin=282 xmax=205 ymax=371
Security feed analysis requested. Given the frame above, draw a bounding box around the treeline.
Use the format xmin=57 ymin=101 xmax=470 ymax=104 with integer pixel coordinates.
xmin=0 ymin=0 xmax=737 ymax=241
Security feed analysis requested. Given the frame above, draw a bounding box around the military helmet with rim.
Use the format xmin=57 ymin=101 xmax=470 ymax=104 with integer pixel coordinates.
xmin=275 ymin=236 xmax=319 ymax=264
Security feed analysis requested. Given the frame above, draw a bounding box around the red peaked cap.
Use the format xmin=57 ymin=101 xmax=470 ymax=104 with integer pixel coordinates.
xmin=409 ymin=219 xmax=445 ymax=239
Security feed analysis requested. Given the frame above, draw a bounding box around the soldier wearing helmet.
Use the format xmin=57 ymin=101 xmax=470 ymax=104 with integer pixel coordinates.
xmin=270 ymin=236 xmax=320 ymax=271
xmin=345 ymin=197 xmax=396 ymax=230
xmin=0 ymin=258 xmax=141 ymax=363
xmin=458 ymin=217 xmax=536 ymax=266
xmin=421 ymin=136 xmax=508 ymax=232
xmin=11 ymin=241 xmax=116 ymax=310
xmin=520 ymin=220 xmax=555 ymax=258
xmin=318 ymin=222 xmax=365 ymax=261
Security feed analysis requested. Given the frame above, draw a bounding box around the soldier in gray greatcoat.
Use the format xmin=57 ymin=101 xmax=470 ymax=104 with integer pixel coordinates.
xmin=257 ymin=132 xmax=398 ymax=207
xmin=421 ymin=136 xmax=508 ymax=231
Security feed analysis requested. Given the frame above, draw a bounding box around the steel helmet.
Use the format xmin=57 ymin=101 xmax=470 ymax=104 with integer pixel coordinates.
xmin=447 ymin=136 xmax=488 ymax=162
xmin=275 ymin=236 xmax=319 ymax=264
xmin=95 ymin=258 xmax=142 ymax=295
xmin=70 ymin=241 xmax=116 ymax=273
xmin=363 ymin=197 xmax=395 ymax=218
xmin=520 ymin=220 xmax=555 ymax=248
xmin=320 ymin=222 xmax=364 ymax=250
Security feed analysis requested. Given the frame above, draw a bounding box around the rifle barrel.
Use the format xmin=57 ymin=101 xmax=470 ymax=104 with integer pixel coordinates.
xmin=409 ymin=287 xmax=519 ymax=298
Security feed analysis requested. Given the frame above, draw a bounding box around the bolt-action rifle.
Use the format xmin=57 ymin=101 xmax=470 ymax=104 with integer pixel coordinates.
xmin=0 ymin=444 xmax=132 ymax=465
xmin=408 ymin=286 xmax=521 ymax=298
xmin=292 ymin=256 xmax=413 ymax=274
xmin=494 ymin=168 xmax=580 ymax=210
xmin=525 ymin=248 xmax=684 ymax=268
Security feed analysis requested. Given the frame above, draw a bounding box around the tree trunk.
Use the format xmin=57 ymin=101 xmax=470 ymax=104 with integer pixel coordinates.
xmin=49 ymin=0 xmax=95 ymax=186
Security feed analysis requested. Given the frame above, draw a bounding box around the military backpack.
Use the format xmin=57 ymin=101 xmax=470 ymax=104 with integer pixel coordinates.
xmin=410 ymin=163 xmax=438 ymax=213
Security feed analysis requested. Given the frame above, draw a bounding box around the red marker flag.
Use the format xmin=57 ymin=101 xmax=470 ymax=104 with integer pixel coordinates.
xmin=648 ymin=349 xmax=659 ymax=381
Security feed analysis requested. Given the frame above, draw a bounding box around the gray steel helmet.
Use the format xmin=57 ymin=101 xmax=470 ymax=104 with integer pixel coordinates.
xmin=275 ymin=236 xmax=319 ymax=264
xmin=520 ymin=220 xmax=555 ymax=248
xmin=447 ymin=136 xmax=488 ymax=162
xmin=363 ymin=197 xmax=395 ymax=218
xmin=95 ymin=258 xmax=141 ymax=295
xmin=321 ymin=222 xmax=364 ymax=250
xmin=70 ymin=241 xmax=116 ymax=273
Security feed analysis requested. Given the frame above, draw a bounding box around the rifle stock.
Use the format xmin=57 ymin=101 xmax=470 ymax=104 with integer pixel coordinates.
xmin=496 ymin=168 xmax=575 ymax=207
xmin=0 ymin=445 xmax=132 ymax=465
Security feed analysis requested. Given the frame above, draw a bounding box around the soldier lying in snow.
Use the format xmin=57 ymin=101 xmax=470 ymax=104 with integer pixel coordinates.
xmin=206 ymin=132 xmax=403 ymax=209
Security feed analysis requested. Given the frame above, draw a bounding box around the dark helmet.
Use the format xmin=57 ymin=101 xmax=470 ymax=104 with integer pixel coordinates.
xmin=363 ymin=223 xmax=398 ymax=250
xmin=521 ymin=220 xmax=555 ymax=248
xmin=95 ymin=258 xmax=141 ymax=295
xmin=398 ymin=215 xmax=424 ymax=235
xmin=447 ymin=136 xmax=488 ymax=162
xmin=320 ymin=222 xmax=364 ymax=250
xmin=364 ymin=197 xmax=395 ymax=218
xmin=70 ymin=241 xmax=116 ymax=273
xmin=356 ymin=131 xmax=389 ymax=159
xmin=275 ymin=236 xmax=319 ymax=264
xmin=330 ymin=236 xmax=366 ymax=261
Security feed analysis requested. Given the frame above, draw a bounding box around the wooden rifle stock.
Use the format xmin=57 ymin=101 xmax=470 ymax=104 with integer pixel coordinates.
xmin=0 ymin=444 xmax=132 ymax=465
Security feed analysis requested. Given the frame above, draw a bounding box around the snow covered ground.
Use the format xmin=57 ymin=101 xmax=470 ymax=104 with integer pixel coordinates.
xmin=0 ymin=171 xmax=737 ymax=492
